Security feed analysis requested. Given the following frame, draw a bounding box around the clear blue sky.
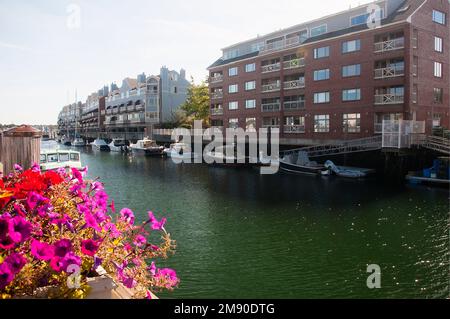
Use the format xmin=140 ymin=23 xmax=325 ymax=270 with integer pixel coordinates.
xmin=0 ymin=0 xmax=372 ymax=125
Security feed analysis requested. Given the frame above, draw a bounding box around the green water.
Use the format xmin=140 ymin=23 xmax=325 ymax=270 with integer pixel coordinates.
xmin=72 ymin=146 xmax=449 ymax=298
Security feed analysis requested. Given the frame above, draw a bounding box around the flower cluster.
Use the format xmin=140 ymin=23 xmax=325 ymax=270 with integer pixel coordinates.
xmin=0 ymin=164 xmax=178 ymax=299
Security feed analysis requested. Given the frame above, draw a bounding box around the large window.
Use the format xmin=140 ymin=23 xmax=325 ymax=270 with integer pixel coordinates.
xmin=313 ymin=46 xmax=330 ymax=59
xmin=433 ymin=88 xmax=443 ymax=103
xmin=245 ymin=63 xmax=256 ymax=72
xmin=314 ymin=115 xmax=330 ymax=133
xmin=314 ymin=92 xmax=330 ymax=104
xmin=342 ymin=64 xmax=361 ymax=77
xmin=245 ymin=99 xmax=256 ymax=109
xmin=432 ymin=10 xmax=446 ymax=25
xmin=228 ymin=101 xmax=238 ymax=110
xmin=228 ymin=84 xmax=239 ymax=93
xmin=351 ymin=10 xmax=383 ymax=26
xmin=314 ymin=69 xmax=330 ymax=81
xmin=434 ymin=62 xmax=442 ymax=78
xmin=228 ymin=67 xmax=238 ymax=77
xmin=435 ymin=36 xmax=443 ymax=52
xmin=310 ymin=25 xmax=327 ymax=37
xmin=245 ymin=81 xmax=256 ymax=91
xmin=228 ymin=118 xmax=239 ymax=129
xmin=285 ymin=116 xmax=305 ymax=133
xmin=342 ymin=39 xmax=361 ymax=53
xmin=245 ymin=118 xmax=257 ymax=132
xmin=343 ymin=113 xmax=361 ymax=133
xmin=342 ymin=89 xmax=361 ymax=101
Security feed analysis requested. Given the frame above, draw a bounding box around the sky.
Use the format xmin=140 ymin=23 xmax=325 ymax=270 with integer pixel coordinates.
xmin=0 ymin=0 xmax=373 ymax=125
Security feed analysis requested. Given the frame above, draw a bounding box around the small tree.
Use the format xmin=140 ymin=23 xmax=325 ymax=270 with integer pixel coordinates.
xmin=180 ymin=78 xmax=210 ymax=128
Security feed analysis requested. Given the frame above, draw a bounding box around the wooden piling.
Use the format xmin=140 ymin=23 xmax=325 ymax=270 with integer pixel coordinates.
xmin=0 ymin=125 xmax=42 ymax=175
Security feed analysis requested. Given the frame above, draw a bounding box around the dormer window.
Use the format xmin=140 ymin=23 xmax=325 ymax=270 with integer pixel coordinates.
xmin=310 ymin=24 xmax=327 ymax=37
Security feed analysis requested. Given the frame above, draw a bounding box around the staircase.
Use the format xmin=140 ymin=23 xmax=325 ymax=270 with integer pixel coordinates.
xmin=282 ymin=136 xmax=382 ymax=158
xmin=417 ymin=135 xmax=450 ymax=155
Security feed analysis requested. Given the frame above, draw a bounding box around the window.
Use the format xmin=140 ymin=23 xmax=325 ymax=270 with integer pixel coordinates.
xmin=342 ymin=89 xmax=361 ymax=101
xmin=435 ymin=36 xmax=443 ymax=52
xmin=245 ymin=63 xmax=256 ymax=72
xmin=47 ymin=154 xmax=58 ymax=163
xmin=433 ymin=88 xmax=443 ymax=103
xmin=285 ymin=116 xmax=305 ymax=133
xmin=314 ymin=69 xmax=330 ymax=81
xmin=342 ymin=39 xmax=361 ymax=53
xmin=343 ymin=113 xmax=361 ymax=133
xmin=314 ymin=92 xmax=330 ymax=104
xmin=40 ymin=154 xmax=46 ymax=163
xmin=351 ymin=10 xmax=383 ymax=26
xmin=228 ymin=84 xmax=239 ymax=93
xmin=59 ymin=153 xmax=69 ymax=162
xmin=70 ymin=153 xmax=80 ymax=161
xmin=228 ymin=67 xmax=238 ymax=77
xmin=228 ymin=118 xmax=239 ymax=129
xmin=263 ymin=117 xmax=280 ymax=127
xmin=228 ymin=101 xmax=238 ymax=110
xmin=314 ymin=46 xmax=330 ymax=59
xmin=434 ymin=62 xmax=442 ymax=78
xmin=245 ymin=81 xmax=256 ymax=91
xmin=310 ymin=24 xmax=327 ymax=37
xmin=314 ymin=115 xmax=330 ymax=133
xmin=342 ymin=64 xmax=361 ymax=77
xmin=246 ymin=118 xmax=257 ymax=132
xmin=432 ymin=10 xmax=446 ymax=25
xmin=245 ymin=99 xmax=256 ymax=109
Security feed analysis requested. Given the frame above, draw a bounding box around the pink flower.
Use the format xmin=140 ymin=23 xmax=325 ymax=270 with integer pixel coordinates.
xmin=81 ymin=239 xmax=101 ymax=256
xmin=0 ymin=263 xmax=14 ymax=289
xmin=50 ymin=252 xmax=81 ymax=273
xmin=0 ymin=217 xmax=15 ymax=250
xmin=26 ymin=192 xmax=48 ymax=211
xmin=71 ymin=167 xmax=83 ymax=184
xmin=31 ymin=162 xmax=40 ymax=173
xmin=133 ymin=235 xmax=146 ymax=247
xmin=110 ymin=200 xmax=116 ymax=213
xmin=30 ymin=240 xmax=54 ymax=261
xmin=146 ymin=290 xmax=153 ymax=299
xmin=9 ymin=216 xmax=32 ymax=243
xmin=148 ymin=212 xmax=166 ymax=230
xmin=105 ymin=222 xmax=121 ymax=238
xmin=84 ymin=211 xmax=102 ymax=232
xmin=120 ymin=208 xmax=135 ymax=225
xmin=123 ymin=277 xmax=137 ymax=289
xmin=4 ymin=253 xmax=27 ymax=274
xmin=54 ymin=238 xmax=72 ymax=257
xmin=155 ymin=268 xmax=179 ymax=288
xmin=148 ymin=261 xmax=156 ymax=276
xmin=13 ymin=164 xmax=23 ymax=171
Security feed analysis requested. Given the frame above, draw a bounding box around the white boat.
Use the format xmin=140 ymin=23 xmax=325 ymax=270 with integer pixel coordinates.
xmin=61 ymin=135 xmax=71 ymax=146
xmin=204 ymin=144 xmax=247 ymax=167
xmin=130 ymin=138 xmax=163 ymax=156
xmin=279 ymin=151 xmax=324 ymax=175
xmin=163 ymin=142 xmax=199 ymax=160
xmin=91 ymin=139 xmax=110 ymax=151
xmin=40 ymin=149 xmax=82 ymax=172
xmin=72 ymin=137 xmax=86 ymax=147
xmin=108 ymin=138 xmax=129 ymax=152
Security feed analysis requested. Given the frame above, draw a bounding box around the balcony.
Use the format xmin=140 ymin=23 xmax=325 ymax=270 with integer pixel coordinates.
xmin=284 ymin=125 xmax=305 ymax=134
xmin=261 ymin=62 xmax=281 ymax=73
xmin=127 ymin=105 xmax=136 ymax=112
xmin=211 ymin=91 xmax=223 ymax=99
xmin=261 ymin=83 xmax=280 ymax=93
xmin=260 ymin=37 xmax=300 ymax=54
xmin=209 ymin=75 xmax=223 ymax=83
xmin=284 ymin=79 xmax=305 ymax=90
xmin=284 ymin=100 xmax=305 ymax=110
xmin=211 ymin=108 xmax=224 ymax=116
xmin=374 ymin=37 xmax=404 ymax=53
xmin=374 ymin=94 xmax=404 ymax=105
xmin=261 ymin=103 xmax=281 ymax=112
xmin=112 ymin=108 xmax=119 ymax=114
xmin=119 ymin=106 xmax=127 ymax=113
xmin=136 ymin=105 xmax=145 ymax=112
xmin=374 ymin=65 xmax=405 ymax=79
xmin=106 ymin=109 xmax=112 ymax=115
xmin=283 ymin=58 xmax=305 ymax=70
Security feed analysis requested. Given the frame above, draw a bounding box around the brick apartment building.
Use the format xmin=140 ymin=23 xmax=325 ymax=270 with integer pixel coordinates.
xmin=207 ymin=0 xmax=449 ymax=145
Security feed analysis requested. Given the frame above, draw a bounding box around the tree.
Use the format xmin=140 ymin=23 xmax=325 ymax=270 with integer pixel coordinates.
xmin=180 ymin=78 xmax=210 ymax=128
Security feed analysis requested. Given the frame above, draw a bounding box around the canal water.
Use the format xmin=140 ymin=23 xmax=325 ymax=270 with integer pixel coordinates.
xmin=49 ymin=143 xmax=449 ymax=298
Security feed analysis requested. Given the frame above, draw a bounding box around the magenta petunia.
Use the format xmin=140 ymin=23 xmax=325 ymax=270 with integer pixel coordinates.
xmin=81 ymin=239 xmax=101 ymax=256
xmin=50 ymin=257 xmax=65 ymax=272
xmin=71 ymin=167 xmax=83 ymax=184
xmin=120 ymin=208 xmax=135 ymax=225
xmin=31 ymin=162 xmax=40 ymax=173
xmin=4 ymin=253 xmax=27 ymax=274
xmin=0 ymin=217 xmax=15 ymax=250
xmin=9 ymin=216 xmax=32 ymax=243
xmin=84 ymin=211 xmax=102 ymax=232
xmin=13 ymin=164 xmax=23 ymax=171
xmin=110 ymin=200 xmax=116 ymax=213
xmin=62 ymin=252 xmax=81 ymax=268
xmin=148 ymin=212 xmax=166 ymax=230
xmin=30 ymin=239 xmax=54 ymax=261
xmin=156 ymin=268 xmax=179 ymax=288
xmin=26 ymin=192 xmax=48 ymax=211
xmin=54 ymin=238 xmax=72 ymax=257
xmin=0 ymin=263 xmax=14 ymax=289
xmin=123 ymin=276 xmax=137 ymax=289
xmin=148 ymin=261 xmax=156 ymax=276
xmin=133 ymin=235 xmax=146 ymax=247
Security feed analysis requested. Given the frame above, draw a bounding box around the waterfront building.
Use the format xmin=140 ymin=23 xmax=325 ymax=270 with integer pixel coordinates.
xmin=79 ymin=86 xmax=108 ymax=139
xmin=104 ymin=67 xmax=189 ymax=140
xmin=207 ymin=0 xmax=449 ymax=145
xmin=57 ymin=102 xmax=83 ymax=138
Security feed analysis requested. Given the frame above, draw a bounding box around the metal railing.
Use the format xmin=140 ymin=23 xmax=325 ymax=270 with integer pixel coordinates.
xmin=261 ymin=62 xmax=281 ymax=73
xmin=211 ymin=91 xmax=223 ymax=99
xmin=261 ymin=83 xmax=281 ymax=92
xmin=209 ymin=75 xmax=224 ymax=83
xmin=374 ymin=65 xmax=405 ymax=79
xmin=284 ymin=79 xmax=305 ymax=90
xmin=283 ymin=58 xmax=305 ymax=70
xmin=284 ymin=125 xmax=305 ymax=134
xmin=374 ymin=94 xmax=404 ymax=105
xmin=261 ymin=103 xmax=281 ymax=112
xmin=259 ymin=37 xmax=300 ymax=54
xmin=374 ymin=37 xmax=404 ymax=53
xmin=211 ymin=108 xmax=224 ymax=116
xmin=283 ymin=100 xmax=305 ymax=110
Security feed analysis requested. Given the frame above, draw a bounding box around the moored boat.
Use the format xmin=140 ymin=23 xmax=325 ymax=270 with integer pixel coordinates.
xmin=204 ymin=144 xmax=249 ymax=167
xmin=322 ymin=160 xmax=374 ymax=178
xmin=406 ymin=157 xmax=450 ymax=187
xmin=163 ymin=142 xmax=199 ymax=161
xmin=108 ymin=138 xmax=129 ymax=152
xmin=279 ymin=151 xmax=324 ymax=175
xmin=130 ymin=138 xmax=164 ymax=156
xmin=40 ymin=149 xmax=82 ymax=172
xmin=91 ymin=139 xmax=110 ymax=151
xmin=72 ymin=137 xmax=86 ymax=147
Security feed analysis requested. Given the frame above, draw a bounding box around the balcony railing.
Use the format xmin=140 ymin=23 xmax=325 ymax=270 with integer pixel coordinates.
xmin=284 ymin=79 xmax=305 ymax=90
xmin=127 ymin=105 xmax=136 ymax=112
xmin=261 ymin=83 xmax=280 ymax=93
xmin=112 ymin=109 xmax=119 ymax=114
xmin=209 ymin=75 xmax=224 ymax=83
xmin=283 ymin=58 xmax=305 ymax=70
xmin=374 ymin=37 xmax=404 ymax=53
xmin=374 ymin=65 xmax=405 ymax=79
xmin=119 ymin=106 xmax=127 ymax=113
xmin=374 ymin=94 xmax=404 ymax=105
xmin=129 ymin=117 xmax=145 ymax=124
xmin=261 ymin=62 xmax=281 ymax=73
xmin=211 ymin=91 xmax=223 ymax=99
xmin=136 ymin=105 xmax=145 ymax=112
xmin=284 ymin=100 xmax=305 ymax=110
xmin=262 ymin=124 xmax=280 ymax=129
xmin=261 ymin=103 xmax=281 ymax=112
xmin=211 ymin=108 xmax=224 ymax=116
xmin=106 ymin=109 xmax=112 ymax=115
xmin=284 ymin=125 xmax=305 ymax=134
xmin=259 ymin=37 xmax=300 ymax=54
